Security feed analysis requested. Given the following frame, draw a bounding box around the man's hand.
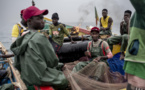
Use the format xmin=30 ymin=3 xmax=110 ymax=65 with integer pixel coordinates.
xmin=120 ymin=21 xmax=124 ymax=26
xmin=93 ymin=57 xmax=101 ymax=62
xmin=62 ymin=64 xmax=67 ymax=71
xmin=100 ymin=27 xmax=105 ymax=31
xmin=70 ymin=41 xmax=76 ymax=44
xmin=84 ymin=51 xmax=91 ymax=57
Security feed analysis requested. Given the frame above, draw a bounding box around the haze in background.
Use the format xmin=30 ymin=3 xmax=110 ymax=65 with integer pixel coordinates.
xmin=0 ymin=0 xmax=134 ymax=49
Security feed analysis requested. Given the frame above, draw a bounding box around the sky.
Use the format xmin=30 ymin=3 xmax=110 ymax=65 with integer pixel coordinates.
xmin=0 ymin=0 xmax=134 ymax=49
xmin=0 ymin=0 xmax=134 ymax=25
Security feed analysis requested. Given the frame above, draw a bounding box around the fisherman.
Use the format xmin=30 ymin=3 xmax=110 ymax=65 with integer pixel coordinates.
xmin=73 ymin=27 xmax=113 ymax=81
xmin=124 ymin=0 xmax=145 ymax=89
xmin=107 ymin=10 xmax=132 ymax=60
xmin=100 ymin=9 xmax=113 ymax=36
xmin=49 ymin=13 xmax=74 ymax=53
xmin=10 ymin=6 xmax=68 ymax=89
xmin=11 ymin=9 xmax=27 ymax=42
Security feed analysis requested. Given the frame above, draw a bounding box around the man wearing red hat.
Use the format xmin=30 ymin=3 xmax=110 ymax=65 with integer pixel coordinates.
xmin=73 ymin=27 xmax=113 ymax=81
xmin=10 ymin=6 xmax=68 ymax=89
xmin=11 ymin=9 xmax=27 ymax=43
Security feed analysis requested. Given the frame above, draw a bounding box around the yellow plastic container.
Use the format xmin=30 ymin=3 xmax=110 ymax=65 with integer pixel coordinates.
xmin=112 ymin=44 xmax=121 ymax=55
xmin=120 ymin=88 xmax=126 ymax=90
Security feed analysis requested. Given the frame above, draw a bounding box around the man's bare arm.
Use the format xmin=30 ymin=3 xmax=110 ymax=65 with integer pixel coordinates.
xmin=105 ymin=17 xmax=113 ymax=30
xmin=120 ymin=21 xmax=124 ymax=35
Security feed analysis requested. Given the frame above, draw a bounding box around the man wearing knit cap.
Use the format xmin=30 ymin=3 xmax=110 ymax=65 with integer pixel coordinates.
xmin=49 ymin=13 xmax=73 ymax=53
xmin=10 ymin=6 xmax=68 ymax=89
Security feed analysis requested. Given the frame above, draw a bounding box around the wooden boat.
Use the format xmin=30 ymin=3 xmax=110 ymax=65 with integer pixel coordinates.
xmin=44 ymin=17 xmax=90 ymax=36
xmin=0 ymin=18 xmax=122 ymax=90
xmin=0 ymin=42 xmax=27 ymax=90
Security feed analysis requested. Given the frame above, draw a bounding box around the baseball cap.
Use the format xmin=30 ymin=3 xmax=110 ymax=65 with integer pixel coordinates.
xmin=21 ymin=9 xmax=25 ymax=15
xmin=91 ymin=27 xmax=100 ymax=32
xmin=23 ymin=6 xmax=48 ymax=21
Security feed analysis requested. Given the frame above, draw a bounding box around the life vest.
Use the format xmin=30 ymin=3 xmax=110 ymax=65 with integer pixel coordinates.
xmin=101 ymin=16 xmax=112 ymax=30
xmin=17 ymin=23 xmax=24 ymax=36
xmin=88 ymin=41 xmax=106 ymax=57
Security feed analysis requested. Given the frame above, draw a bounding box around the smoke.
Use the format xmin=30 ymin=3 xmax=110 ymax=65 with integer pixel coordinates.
xmin=78 ymin=1 xmax=95 ymax=26
xmin=78 ymin=0 xmax=134 ymax=33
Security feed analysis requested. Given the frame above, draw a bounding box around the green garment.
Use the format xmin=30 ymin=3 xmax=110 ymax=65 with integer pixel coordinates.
xmin=99 ymin=30 xmax=112 ymax=36
xmin=124 ymin=0 xmax=145 ymax=80
xmin=125 ymin=0 xmax=145 ymax=63
xmin=90 ymin=41 xmax=105 ymax=61
xmin=124 ymin=61 xmax=145 ymax=79
xmin=49 ymin=24 xmax=70 ymax=46
xmin=107 ymin=34 xmax=128 ymax=52
xmin=73 ymin=41 xmax=105 ymax=72
xmin=107 ymin=21 xmax=128 ymax=52
xmin=10 ymin=30 xmax=68 ymax=88
xmin=122 ymin=23 xmax=128 ymax=34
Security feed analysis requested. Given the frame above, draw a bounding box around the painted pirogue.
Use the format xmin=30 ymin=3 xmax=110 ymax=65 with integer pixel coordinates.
xmin=0 ymin=42 xmax=27 ymax=90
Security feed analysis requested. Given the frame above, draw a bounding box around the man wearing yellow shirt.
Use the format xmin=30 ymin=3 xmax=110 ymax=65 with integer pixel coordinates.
xmin=11 ymin=9 xmax=27 ymax=42
xmin=100 ymin=9 xmax=113 ymax=36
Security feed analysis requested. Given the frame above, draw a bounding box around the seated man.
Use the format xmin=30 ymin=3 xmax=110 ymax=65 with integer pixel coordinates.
xmin=100 ymin=9 xmax=113 ymax=37
xmin=107 ymin=10 xmax=132 ymax=60
xmin=73 ymin=27 xmax=113 ymax=81
xmin=11 ymin=6 xmax=68 ymax=89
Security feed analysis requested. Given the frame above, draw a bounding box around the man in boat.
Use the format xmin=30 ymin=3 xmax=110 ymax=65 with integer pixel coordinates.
xmin=124 ymin=0 xmax=145 ymax=89
xmin=107 ymin=10 xmax=132 ymax=60
xmin=10 ymin=6 xmax=68 ymax=89
xmin=49 ymin=13 xmax=73 ymax=53
xmin=11 ymin=9 xmax=27 ymax=42
xmin=73 ymin=27 xmax=113 ymax=81
xmin=100 ymin=9 xmax=113 ymax=37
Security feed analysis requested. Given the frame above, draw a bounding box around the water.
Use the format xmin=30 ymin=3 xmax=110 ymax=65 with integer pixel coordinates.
xmin=0 ymin=22 xmax=120 ymax=53
xmin=0 ymin=23 xmax=13 ymax=52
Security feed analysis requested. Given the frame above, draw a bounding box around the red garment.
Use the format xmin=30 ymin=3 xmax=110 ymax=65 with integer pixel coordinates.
xmin=34 ymin=86 xmax=54 ymax=90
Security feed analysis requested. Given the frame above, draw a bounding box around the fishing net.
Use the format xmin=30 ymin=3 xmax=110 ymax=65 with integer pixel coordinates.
xmin=63 ymin=61 xmax=127 ymax=90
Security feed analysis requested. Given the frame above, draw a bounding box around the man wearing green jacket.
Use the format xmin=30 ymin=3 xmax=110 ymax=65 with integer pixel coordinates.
xmin=124 ymin=0 xmax=145 ymax=89
xmin=11 ymin=6 xmax=68 ymax=89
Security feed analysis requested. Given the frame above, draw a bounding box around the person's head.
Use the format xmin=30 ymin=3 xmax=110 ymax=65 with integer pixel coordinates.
xmin=124 ymin=10 xmax=132 ymax=21
xmin=102 ymin=9 xmax=108 ymax=18
xmin=23 ymin=6 xmax=48 ymax=30
xmin=90 ymin=27 xmax=100 ymax=42
xmin=20 ymin=9 xmax=27 ymax=26
xmin=52 ymin=13 xmax=59 ymax=25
